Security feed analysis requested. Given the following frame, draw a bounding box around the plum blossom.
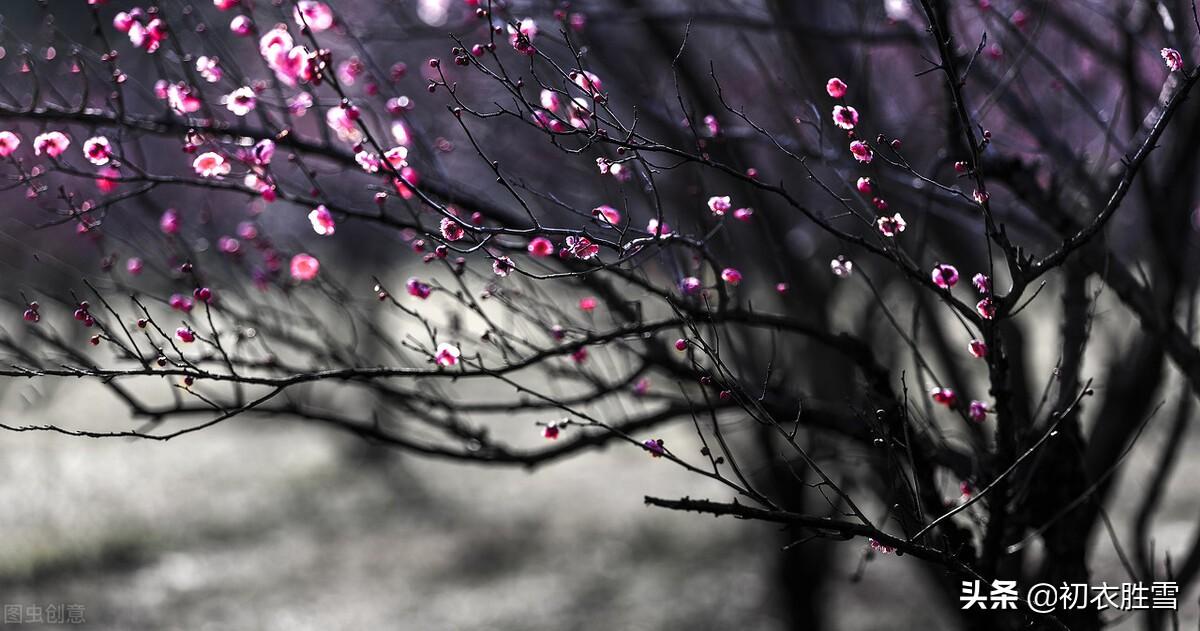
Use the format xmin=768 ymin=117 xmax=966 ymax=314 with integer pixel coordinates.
xmin=326 ymin=106 xmax=362 ymax=143
xmin=33 ymin=131 xmax=70 ymax=158
xmin=1162 ymin=47 xmax=1184 ymax=72
xmin=508 ymin=18 xmax=537 ymax=54
xmin=642 ymin=438 xmax=665 ymax=458
xmin=83 ymin=137 xmax=113 ymax=165
xmin=0 ymin=131 xmax=21 ymax=156
xmin=876 ymin=213 xmax=906 ymax=237
xmin=176 ymin=327 xmax=196 ymax=343
xmin=384 ymin=146 xmax=409 ymax=169
xmin=214 ymin=0 xmax=239 ymax=9
xmin=540 ymin=89 xmax=561 ymax=112
xmin=355 ymin=151 xmax=381 ymax=173
xmin=492 ymin=256 xmax=515 ymax=277
xmin=968 ymin=339 xmax=988 ymax=358
xmin=434 ymin=342 xmax=461 ymax=367
xmin=931 ymin=263 xmax=959 ymax=289
xmin=308 ymin=205 xmax=335 ymax=236
xmin=976 ymin=297 xmax=996 ymax=319
xmin=679 ymin=276 xmax=702 ymax=295
xmin=594 ymin=205 xmax=621 ymax=226
xmin=223 ymin=86 xmax=257 ymax=116
xmin=542 ymin=421 xmax=563 ymax=440
xmin=565 ymin=236 xmax=599 ymax=259
xmin=573 ymin=70 xmax=603 ymax=96
xmin=230 ymin=15 xmax=253 ymax=36
xmin=646 ymin=218 xmax=671 ymax=237
xmin=193 ymin=152 xmax=230 ymax=178
xmin=721 ymin=267 xmax=743 ymax=285
xmin=96 ymin=167 xmax=121 ymax=193
xmin=702 ymin=114 xmax=720 ymax=137
xmin=166 ymin=83 xmax=201 ymax=114
xmin=527 ymin=236 xmax=554 ymax=257
xmin=195 ymin=56 xmax=223 ymax=82
xmin=968 ymin=400 xmax=990 ymax=423
xmin=128 ymin=17 xmax=167 ymax=53
xmin=249 ymin=139 xmax=275 ymax=166
xmin=294 ymin=1 xmax=334 ymax=31
xmin=733 ymin=208 xmax=754 ymax=221
xmin=707 ymin=196 xmax=732 ymax=216
xmin=826 ymin=77 xmax=847 ymax=98
xmin=830 ymin=256 xmax=854 ymax=278
xmin=169 ymin=293 xmax=195 ymax=313
xmin=850 ymin=140 xmax=873 ymax=163
xmin=160 ymin=208 xmax=181 ymax=235
xmin=856 ymin=177 xmax=872 ymax=195
xmin=972 ymin=273 xmax=990 ymax=293
xmin=832 ymin=105 xmax=859 ymax=130
xmin=930 ymin=387 xmax=957 ymax=408
xmin=126 ymin=257 xmax=144 ymax=275
xmin=290 ymin=253 xmax=320 ymax=281
xmin=579 ymin=297 xmax=597 ymax=312
xmin=440 ymin=217 xmax=465 ymax=241
xmin=406 ymin=277 xmax=432 ymax=299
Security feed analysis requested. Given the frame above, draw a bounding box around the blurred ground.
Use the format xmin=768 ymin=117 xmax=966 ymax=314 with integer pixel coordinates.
xmin=0 ymin=376 xmax=1196 ymax=630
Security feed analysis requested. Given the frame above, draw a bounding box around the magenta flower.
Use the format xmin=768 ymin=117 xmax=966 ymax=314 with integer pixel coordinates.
xmin=160 ymin=208 xmax=181 ymax=235
xmin=579 ymin=297 xmax=597 ymax=312
xmin=565 ymin=236 xmax=600 ymax=260
xmin=542 ymin=422 xmax=561 ymax=440
xmin=1162 ymin=47 xmax=1184 ymax=72
xmin=527 ymin=237 xmax=554 ymax=258
xmin=289 ymin=253 xmax=320 ymax=281
xmin=931 ymin=263 xmax=959 ymax=289
xmin=968 ymin=400 xmax=990 ymax=423
xmin=850 ymin=140 xmax=873 ymax=163
xmin=830 ymin=256 xmax=853 ymax=278
xmin=0 ymin=131 xmax=20 ymax=157
xmin=440 ymin=217 xmax=465 ymax=242
xmin=968 ymin=339 xmax=988 ymax=358
xmin=733 ymin=208 xmax=754 ymax=221
xmin=224 ymin=86 xmax=257 ymax=116
xmin=679 ymin=276 xmax=702 ymax=295
xmin=406 ymin=277 xmax=432 ymax=299
xmin=646 ymin=218 xmax=671 ymax=237
xmin=643 ymin=438 xmax=665 ymax=458
xmin=33 ymin=131 xmax=70 ymax=158
xmin=434 ymin=342 xmax=461 ymax=367
xmin=492 ymin=256 xmax=515 ymax=277
xmin=508 ymin=18 xmax=538 ymax=55
xmin=573 ymin=70 xmax=603 ymax=96
xmin=196 ymin=55 xmax=223 ymax=83
xmin=972 ymin=273 xmax=990 ymax=293
xmin=293 ymin=0 xmax=334 ymax=31
xmin=193 ymin=152 xmax=230 ymax=178
xmin=721 ymin=267 xmax=743 ymax=285
xmin=930 ymin=387 xmax=957 ymax=408
xmin=169 ymin=293 xmax=194 ymax=313
xmin=594 ymin=205 xmax=622 ymax=226
xmin=707 ymin=196 xmax=732 ymax=216
xmin=83 ymin=136 xmax=112 ymax=165
xmin=308 ymin=205 xmax=336 ymax=236
xmin=125 ymin=257 xmax=143 ymax=276
xmin=832 ymin=105 xmax=859 ymax=130
xmin=176 ymin=327 xmax=196 ymax=344
xmin=826 ymin=77 xmax=847 ymax=98
xmin=876 ymin=213 xmax=906 ymax=237
xmin=856 ymin=177 xmax=872 ymax=195
xmin=976 ymin=297 xmax=996 ymax=319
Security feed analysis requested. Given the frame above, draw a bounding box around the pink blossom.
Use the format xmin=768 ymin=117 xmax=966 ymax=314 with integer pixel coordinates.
xmin=573 ymin=70 xmax=603 ymax=96
xmin=856 ymin=177 xmax=872 ymax=195
xmin=176 ymin=327 xmax=196 ymax=343
xmin=832 ymin=105 xmax=859 ymax=130
xmin=96 ymin=167 xmax=121 ymax=193
xmin=308 ymin=205 xmax=335 ymax=236
xmin=976 ymin=297 xmax=996 ymax=319
xmin=406 ymin=277 xmax=432 ymax=299
xmin=355 ymin=151 xmax=381 ymax=173
xmin=214 ymin=0 xmax=239 ymax=10
xmin=126 ymin=257 xmax=143 ymax=275
xmin=128 ymin=18 xmax=167 ymax=53
xmin=830 ymin=256 xmax=853 ymax=278
xmin=733 ymin=208 xmax=754 ymax=221
xmin=643 ymin=438 xmax=665 ymax=457
xmin=930 ymin=387 xmax=957 ymax=408
xmin=632 ymin=378 xmax=650 ymax=397
xmin=434 ymin=342 xmax=461 ymax=367
xmin=1162 ymin=47 xmax=1184 ymax=72
xmin=594 ymin=205 xmax=621 ymax=226
xmin=166 ymin=83 xmax=201 ymax=114
xmin=290 ymin=253 xmax=320 ymax=281
xmin=294 ymin=1 xmax=334 ymax=31
xmin=250 ymin=139 xmax=275 ymax=166
xmin=646 ymin=218 xmax=671 ymax=237
xmin=876 ymin=213 xmax=906 ymax=237
xmin=289 ymin=92 xmax=314 ymax=117
xmin=680 ymin=276 xmax=702 ymax=294
xmin=0 ymin=131 xmax=21 ymax=157
xmin=972 ymin=188 xmax=989 ymax=204
xmin=931 ymin=263 xmax=959 ymax=289
xmin=224 ymin=86 xmax=257 ymax=116
xmin=113 ymin=12 xmax=136 ymax=32
xmin=160 ymin=208 xmax=180 ymax=235
xmin=571 ymin=347 xmax=589 ymax=363
xmin=196 ymin=56 xmax=223 ymax=82
xmin=707 ymin=195 xmax=732 ymax=216
xmin=193 ymin=152 xmax=230 ymax=178
xmin=532 ymin=110 xmax=568 ymax=133
xmin=968 ymin=339 xmax=988 ymax=358
xmin=674 ymin=339 xmax=688 ymax=351
xmin=169 ymin=293 xmax=195 ymax=313
xmin=721 ymin=267 xmax=743 ymax=285
xmin=542 ymin=422 xmax=562 ymax=440
xmin=492 ymin=256 xmax=515 ymax=277
xmin=508 ymin=18 xmax=537 ymax=54
xmin=968 ymin=400 xmax=990 ymax=423
xmin=850 ymin=140 xmax=873 ymax=163
xmin=540 ymin=89 xmax=561 ymax=112
xmin=703 ymin=114 xmax=720 ymax=137
xmin=868 ymin=538 xmax=895 ymax=555
xmin=972 ymin=273 xmax=990 ymax=293
xmin=565 ymin=236 xmax=599 ymax=259
xmin=527 ymin=237 xmax=554 ymax=257
xmin=826 ymin=77 xmax=847 ymax=98
xmin=83 ymin=136 xmax=113 ymax=165
xmin=230 ymin=15 xmax=253 ymax=36
xmin=440 ymin=217 xmax=465 ymax=241
xmin=326 ymin=106 xmax=361 ymax=143
xmin=33 ymin=131 xmax=70 ymax=158
xmin=384 ymin=146 xmax=409 ymax=169
xmin=219 ymin=236 xmax=241 ymax=254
